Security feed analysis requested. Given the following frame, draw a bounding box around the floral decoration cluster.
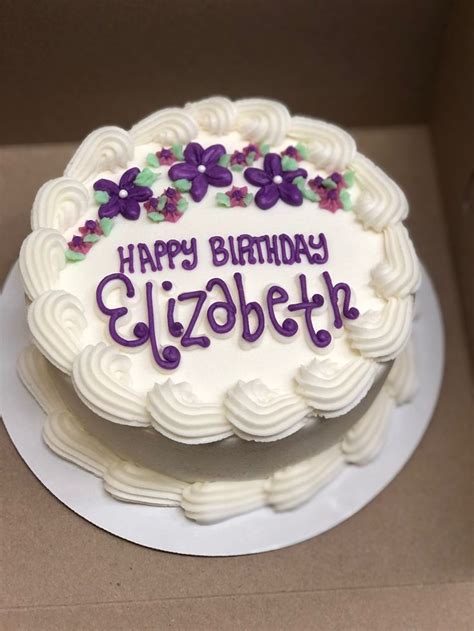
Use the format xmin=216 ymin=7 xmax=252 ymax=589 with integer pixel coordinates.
xmin=65 ymin=140 xmax=355 ymax=262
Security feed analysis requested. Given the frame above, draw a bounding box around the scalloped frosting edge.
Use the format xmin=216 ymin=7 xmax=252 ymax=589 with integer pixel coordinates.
xmin=19 ymin=96 xmax=421 ymax=444
xmin=17 ymin=341 xmax=417 ymax=524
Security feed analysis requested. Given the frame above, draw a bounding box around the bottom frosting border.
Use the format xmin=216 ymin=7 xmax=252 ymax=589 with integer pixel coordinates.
xmin=17 ymin=342 xmax=417 ymax=524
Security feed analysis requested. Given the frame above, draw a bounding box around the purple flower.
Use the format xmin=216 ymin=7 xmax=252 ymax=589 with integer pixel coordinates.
xmin=244 ymin=153 xmax=307 ymax=210
xmin=79 ymin=219 xmax=103 ymax=237
xmin=68 ymin=235 xmax=92 ymax=254
xmin=93 ymin=167 xmax=153 ymax=221
xmin=230 ymin=150 xmax=247 ymax=167
xmin=168 ymin=143 xmax=232 ymax=202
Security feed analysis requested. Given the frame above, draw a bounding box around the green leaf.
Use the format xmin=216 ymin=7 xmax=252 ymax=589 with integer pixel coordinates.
xmin=246 ymin=152 xmax=256 ymax=165
xmin=322 ymin=177 xmax=337 ymax=189
xmin=216 ymin=192 xmax=231 ymax=207
xmin=134 ymin=167 xmax=159 ymax=187
xmin=231 ymin=164 xmax=244 ymax=172
xmin=65 ymin=249 xmax=85 ymax=262
xmin=172 ymin=143 xmax=184 ymax=160
xmin=147 ymin=211 xmax=165 ymax=222
xmin=94 ymin=190 xmax=109 ymax=205
xmin=281 ymin=155 xmax=298 ymax=171
xmin=343 ymin=170 xmax=355 ymax=187
xmin=83 ymin=233 xmax=100 ymax=243
xmin=177 ymin=198 xmax=188 ymax=212
xmin=100 ymin=217 xmax=114 ymax=236
xmin=295 ymin=142 xmax=310 ymax=160
xmin=260 ymin=143 xmax=270 ymax=155
xmin=174 ymin=179 xmax=192 ymax=192
xmin=303 ymin=188 xmax=319 ymax=202
xmin=158 ymin=195 xmax=167 ymax=211
xmin=218 ymin=154 xmax=231 ymax=167
xmin=294 ymin=176 xmax=306 ymax=191
xmin=340 ymin=189 xmax=352 ymax=210
xmin=294 ymin=176 xmax=318 ymax=202
xmin=243 ymin=193 xmax=254 ymax=206
xmin=146 ymin=153 xmax=160 ymax=168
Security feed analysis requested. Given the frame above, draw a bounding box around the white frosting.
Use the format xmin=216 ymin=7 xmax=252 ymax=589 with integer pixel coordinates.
xmin=296 ymin=357 xmax=377 ymax=417
xmin=28 ymin=290 xmax=87 ymax=374
xmin=104 ymin=461 xmax=186 ymax=505
xmin=352 ymin=153 xmax=408 ymax=231
xmin=234 ymin=98 xmax=291 ymax=145
xmin=147 ymin=379 xmax=231 ymax=444
xmin=72 ymin=344 xmax=149 ymax=426
xmin=19 ymin=228 xmax=67 ymax=300
xmin=31 ymin=178 xmax=89 ymax=232
xmin=64 ymin=127 xmax=134 ymax=182
xmin=18 ymin=339 xmax=418 ymax=523
xmin=184 ymin=96 xmax=236 ymax=135
xmin=386 ymin=339 xmax=418 ymax=404
xmin=130 ymin=108 xmax=198 ymax=145
xmin=267 ymin=444 xmax=345 ymax=511
xmin=17 ymin=345 xmax=64 ymax=414
xmin=346 ymin=296 xmax=413 ymax=361
xmin=44 ymin=410 xmax=120 ymax=476
xmin=19 ymin=96 xmax=420 ymax=446
xmin=224 ymin=380 xmax=311 ymax=441
xmin=341 ymin=387 xmax=395 ymax=465
xmin=372 ymin=224 xmax=421 ymax=298
xmin=288 ymin=116 xmax=356 ymax=171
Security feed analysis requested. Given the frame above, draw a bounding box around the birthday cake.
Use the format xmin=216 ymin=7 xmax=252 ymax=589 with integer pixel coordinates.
xmin=18 ymin=97 xmax=420 ymax=523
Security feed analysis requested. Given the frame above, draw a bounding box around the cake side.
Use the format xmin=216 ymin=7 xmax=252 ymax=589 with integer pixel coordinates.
xmin=18 ymin=341 xmax=417 ymax=523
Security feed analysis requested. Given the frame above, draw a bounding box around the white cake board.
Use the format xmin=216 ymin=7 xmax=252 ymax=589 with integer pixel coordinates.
xmin=1 ymin=263 xmax=444 ymax=556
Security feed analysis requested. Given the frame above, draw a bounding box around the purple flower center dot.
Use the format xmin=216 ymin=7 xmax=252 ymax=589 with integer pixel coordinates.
xmin=85 ymin=220 xmax=96 ymax=230
xmin=232 ymin=190 xmax=244 ymax=200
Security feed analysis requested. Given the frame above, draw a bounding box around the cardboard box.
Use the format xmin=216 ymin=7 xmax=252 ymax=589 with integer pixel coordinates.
xmin=1 ymin=1 xmax=472 ymax=628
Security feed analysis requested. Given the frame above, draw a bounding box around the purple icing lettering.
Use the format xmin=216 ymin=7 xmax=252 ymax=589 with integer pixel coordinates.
xmin=181 ymin=237 xmax=198 ymax=270
xmin=177 ymin=290 xmax=210 ymax=348
xmin=322 ymin=271 xmax=359 ymax=328
xmin=266 ymin=285 xmax=298 ymax=337
xmin=279 ymin=234 xmax=296 ymax=264
xmin=294 ymin=234 xmax=312 ymax=264
xmin=209 ymin=236 xmax=229 ymax=266
xmin=253 ymin=236 xmax=266 ymax=264
xmin=264 ymin=235 xmax=281 ymax=266
xmin=237 ymin=234 xmax=257 ymax=265
xmin=145 ymin=281 xmax=181 ymax=369
xmin=153 ymin=240 xmax=167 ymax=271
xmin=228 ymin=236 xmax=239 ymax=265
xmin=96 ymin=273 xmax=149 ymax=347
xmin=117 ymin=244 xmax=135 ymax=274
xmin=137 ymin=243 xmax=157 ymax=274
xmin=308 ymin=233 xmax=329 ymax=264
xmin=96 ymin=273 xmax=180 ymax=369
xmin=234 ymin=272 xmax=265 ymax=343
xmin=288 ymin=274 xmax=331 ymax=348
xmin=167 ymin=239 xmax=181 ymax=270
xmin=162 ymin=281 xmax=183 ymax=337
xmin=206 ymin=277 xmax=237 ymax=334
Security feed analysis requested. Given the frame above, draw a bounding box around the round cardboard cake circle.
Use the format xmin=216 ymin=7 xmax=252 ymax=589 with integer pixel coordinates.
xmin=1 ymin=263 xmax=444 ymax=556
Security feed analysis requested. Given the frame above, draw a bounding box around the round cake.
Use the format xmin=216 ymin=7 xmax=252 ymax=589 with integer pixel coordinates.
xmin=18 ymin=97 xmax=420 ymax=523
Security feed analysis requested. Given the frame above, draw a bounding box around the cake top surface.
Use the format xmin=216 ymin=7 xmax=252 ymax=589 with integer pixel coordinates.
xmin=20 ymin=97 xmax=420 ymax=444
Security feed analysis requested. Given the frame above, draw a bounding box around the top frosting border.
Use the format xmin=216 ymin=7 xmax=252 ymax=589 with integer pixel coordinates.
xmin=19 ymin=97 xmax=421 ymax=444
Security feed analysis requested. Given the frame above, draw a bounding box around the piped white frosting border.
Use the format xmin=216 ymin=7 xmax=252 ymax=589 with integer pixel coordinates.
xmin=19 ymin=97 xmax=421 ymax=444
xmin=17 ymin=341 xmax=418 ymax=524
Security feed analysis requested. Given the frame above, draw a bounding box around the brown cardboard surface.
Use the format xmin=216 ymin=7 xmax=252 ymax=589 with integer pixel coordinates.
xmin=1 ymin=127 xmax=473 ymax=627
xmin=431 ymin=0 xmax=474 ymax=359
xmin=0 ymin=0 xmax=450 ymax=144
